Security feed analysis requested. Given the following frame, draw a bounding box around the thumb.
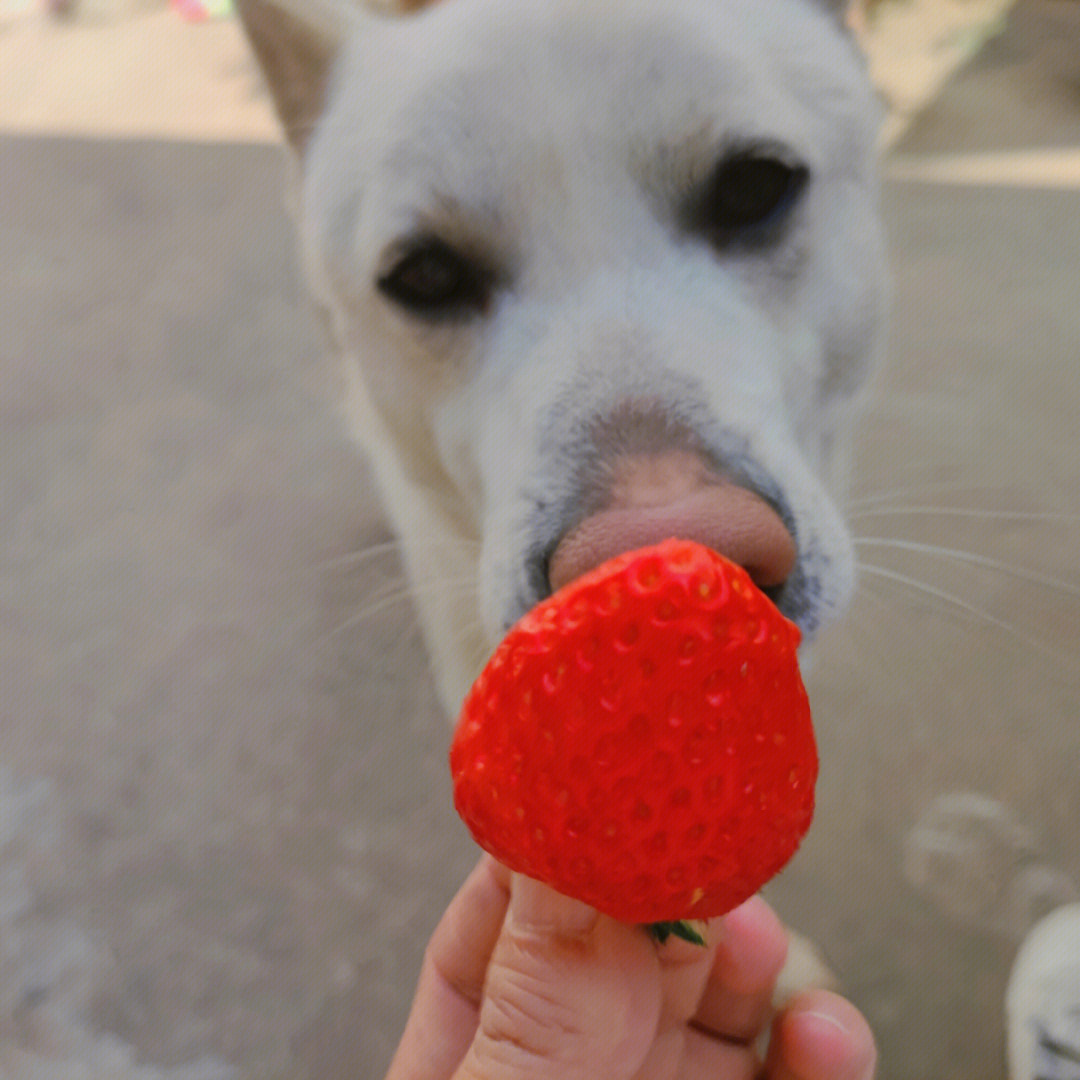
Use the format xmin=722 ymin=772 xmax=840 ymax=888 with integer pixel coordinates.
xmin=455 ymin=874 xmax=662 ymax=1080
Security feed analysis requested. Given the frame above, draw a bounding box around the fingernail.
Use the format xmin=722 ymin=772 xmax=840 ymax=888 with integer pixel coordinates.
xmin=803 ymin=1009 xmax=851 ymax=1040
xmin=800 ymin=1010 xmax=876 ymax=1080
xmin=509 ymin=874 xmax=598 ymax=938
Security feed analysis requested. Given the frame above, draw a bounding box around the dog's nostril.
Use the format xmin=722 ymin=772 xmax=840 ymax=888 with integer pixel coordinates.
xmin=759 ymin=582 xmax=787 ymax=607
xmin=546 ymin=478 xmax=796 ymax=596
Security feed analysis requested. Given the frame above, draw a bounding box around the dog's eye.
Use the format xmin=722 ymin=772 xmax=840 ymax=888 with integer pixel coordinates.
xmin=690 ymin=149 xmax=808 ymax=242
xmin=377 ymin=240 xmax=491 ymax=317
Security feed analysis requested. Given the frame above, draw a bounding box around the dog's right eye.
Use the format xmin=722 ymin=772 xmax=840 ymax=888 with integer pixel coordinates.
xmin=685 ymin=145 xmax=809 ymax=246
xmin=376 ymin=239 xmax=492 ymax=317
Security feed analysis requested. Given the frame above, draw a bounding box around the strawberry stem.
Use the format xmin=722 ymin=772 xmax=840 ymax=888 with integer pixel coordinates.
xmin=648 ymin=920 xmax=707 ymax=946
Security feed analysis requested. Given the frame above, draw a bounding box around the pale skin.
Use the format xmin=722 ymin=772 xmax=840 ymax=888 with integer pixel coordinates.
xmin=388 ymin=857 xmax=877 ymax=1080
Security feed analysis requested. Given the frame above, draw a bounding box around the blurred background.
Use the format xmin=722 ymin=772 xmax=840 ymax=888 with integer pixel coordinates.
xmin=1 ymin=1 xmax=1078 ymax=1077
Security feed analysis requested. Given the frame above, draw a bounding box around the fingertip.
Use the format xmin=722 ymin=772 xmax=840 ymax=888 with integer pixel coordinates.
xmin=508 ymin=873 xmax=600 ymax=939
xmin=389 ymin=858 xmax=511 ymax=1080
xmin=481 ymin=853 xmax=512 ymax=893
xmin=773 ymin=990 xmax=877 ymax=1080
xmin=693 ymin=897 xmax=790 ymax=1043
xmin=427 ymin=856 xmax=512 ymax=1004
xmin=717 ymin=895 xmax=790 ymax=994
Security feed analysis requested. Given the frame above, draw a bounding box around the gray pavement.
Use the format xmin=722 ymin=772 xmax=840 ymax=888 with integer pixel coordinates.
xmin=1 ymin=4 xmax=1079 ymax=1078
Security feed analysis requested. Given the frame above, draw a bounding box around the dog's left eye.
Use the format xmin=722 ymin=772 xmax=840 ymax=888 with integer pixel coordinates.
xmin=688 ymin=147 xmax=809 ymax=244
xmin=377 ymin=239 xmax=492 ymax=317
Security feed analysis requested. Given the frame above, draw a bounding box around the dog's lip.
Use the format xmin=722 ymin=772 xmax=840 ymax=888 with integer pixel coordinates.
xmin=545 ymin=481 xmax=797 ymax=595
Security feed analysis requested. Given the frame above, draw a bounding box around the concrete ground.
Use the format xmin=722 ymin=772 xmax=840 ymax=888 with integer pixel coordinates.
xmin=0 ymin=2 xmax=1078 ymax=1078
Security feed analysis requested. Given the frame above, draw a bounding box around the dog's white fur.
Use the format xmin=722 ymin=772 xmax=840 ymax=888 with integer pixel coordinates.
xmin=240 ymin=0 xmax=887 ymax=716
xmin=238 ymin=0 xmax=888 ymax=1002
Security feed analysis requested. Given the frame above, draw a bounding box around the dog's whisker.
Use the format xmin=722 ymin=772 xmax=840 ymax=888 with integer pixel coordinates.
xmin=326 ymin=593 xmax=415 ymax=638
xmin=327 ymin=577 xmax=480 ymax=641
xmin=311 ymin=536 xmax=482 ymax=574
xmin=856 ymin=561 xmax=1009 ymax=628
xmin=848 ymin=505 xmax=1080 ymax=525
xmin=853 ymin=537 xmax=1080 ymax=598
xmin=311 ymin=540 xmax=406 ymax=573
xmin=357 ymin=569 xmax=477 ymax=614
xmin=386 ymin=570 xmax=479 ymax=595
xmin=856 ymin=561 xmax=1074 ymax=667
xmin=353 ymin=577 xmax=410 ymax=611
xmin=847 ymin=479 xmax=1030 ymax=511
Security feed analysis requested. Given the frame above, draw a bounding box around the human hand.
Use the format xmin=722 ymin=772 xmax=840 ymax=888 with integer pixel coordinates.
xmin=387 ymin=856 xmax=876 ymax=1080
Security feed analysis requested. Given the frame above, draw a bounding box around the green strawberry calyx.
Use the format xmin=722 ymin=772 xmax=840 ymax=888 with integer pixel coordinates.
xmin=649 ymin=919 xmax=708 ymax=947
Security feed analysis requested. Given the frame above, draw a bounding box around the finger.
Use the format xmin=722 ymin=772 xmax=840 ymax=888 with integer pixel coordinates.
xmin=386 ymin=856 xmax=510 ymax=1080
xmin=428 ymin=856 xmax=512 ymax=1005
xmin=653 ymin=919 xmax=723 ymax=1031
xmin=692 ymin=895 xmax=789 ymax=1044
xmin=632 ymin=1024 xmax=760 ymax=1080
xmin=763 ymin=989 xmax=877 ymax=1080
xmin=635 ymin=918 xmax=741 ymax=1080
xmin=682 ymin=1026 xmax=759 ymax=1080
xmin=457 ymin=874 xmax=663 ymax=1080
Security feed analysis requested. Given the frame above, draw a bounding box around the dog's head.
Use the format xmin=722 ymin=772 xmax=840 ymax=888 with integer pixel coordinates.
xmin=240 ymin=0 xmax=888 ymax=714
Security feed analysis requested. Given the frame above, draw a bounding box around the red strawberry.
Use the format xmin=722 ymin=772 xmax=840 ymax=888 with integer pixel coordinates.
xmin=450 ymin=538 xmax=816 ymax=929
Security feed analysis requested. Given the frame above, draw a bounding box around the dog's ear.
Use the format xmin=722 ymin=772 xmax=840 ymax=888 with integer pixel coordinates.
xmin=235 ymin=0 xmax=354 ymax=154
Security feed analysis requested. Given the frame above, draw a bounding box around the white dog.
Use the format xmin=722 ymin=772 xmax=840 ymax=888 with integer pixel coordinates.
xmin=237 ymin=0 xmax=887 ymax=711
xmin=238 ymin=0 xmax=887 ymax=988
